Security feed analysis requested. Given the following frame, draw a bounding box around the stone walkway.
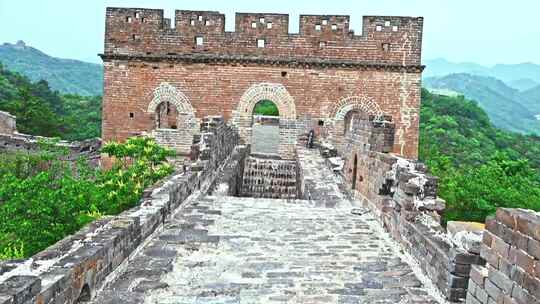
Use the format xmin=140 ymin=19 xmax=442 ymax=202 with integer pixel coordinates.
xmin=92 ymin=149 xmax=440 ymax=304
xmin=251 ymin=125 xmax=279 ymax=155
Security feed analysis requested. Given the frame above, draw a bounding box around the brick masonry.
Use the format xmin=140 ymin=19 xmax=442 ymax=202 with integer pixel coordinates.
xmin=336 ymin=116 xmax=484 ymax=302
xmin=466 ymin=209 xmax=540 ymax=304
xmin=101 ymin=7 xmax=424 ymax=159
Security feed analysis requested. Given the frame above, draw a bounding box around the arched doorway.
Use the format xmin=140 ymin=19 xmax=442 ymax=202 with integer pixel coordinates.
xmin=234 ymin=83 xmax=297 ymax=159
xmin=352 ymin=154 xmax=358 ymax=190
xmin=251 ymin=100 xmax=280 ymax=155
xmin=147 ymin=83 xmax=197 ymax=155
xmin=329 ymin=96 xmax=384 ymax=154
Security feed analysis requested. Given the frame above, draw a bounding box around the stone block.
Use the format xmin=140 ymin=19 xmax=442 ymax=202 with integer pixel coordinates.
xmin=470 ymin=265 xmax=488 ymax=288
xmin=484 ymin=279 xmax=502 ymax=301
xmin=487 ymin=265 xmax=513 ymax=294
xmin=0 ymin=276 xmax=41 ymax=304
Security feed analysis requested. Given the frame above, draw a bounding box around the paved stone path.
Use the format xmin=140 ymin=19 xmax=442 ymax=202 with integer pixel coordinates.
xmin=251 ymin=124 xmax=279 ymax=155
xmin=92 ymin=149 xmax=441 ymax=304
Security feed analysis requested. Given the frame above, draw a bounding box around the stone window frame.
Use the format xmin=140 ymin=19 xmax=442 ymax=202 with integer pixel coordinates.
xmin=251 ymin=21 xmax=257 ymax=29
xmin=331 ymin=24 xmax=338 ymax=31
xmin=267 ymin=22 xmax=273 ymax=29
xmin=376 ymin=25 xmax=383 ymax=32
xmin=322 ymin=19 xmax=328 ymax=25
xmin=382 ymin=43 xmax=390 ymax=52
xmin=315 ymin=24 xmax=322 ymax=31
xmin=257 ymin=38 xmax=266 ymax=48
xmin=392 ymin=25 xmax=399 ymax=32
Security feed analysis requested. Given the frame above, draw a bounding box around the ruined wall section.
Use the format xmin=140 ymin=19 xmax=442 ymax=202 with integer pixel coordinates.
xmin=339 ymin=117 xmax=483 ymax=302
xmin=0 ymin=111 xmax=16 ymax=135
xmin=103 ymin=8 xmax=423 ymax=67
xmin=467 ymin=209 xmax=540 ymax=304
xmin=0 ymin=116 xmax=240 ymax=304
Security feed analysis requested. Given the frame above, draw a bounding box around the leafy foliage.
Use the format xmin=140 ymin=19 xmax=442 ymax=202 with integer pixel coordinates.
xmin=419 ymin=89 xmax=540 ymax=223
xmin=253 ymin=100 xmax=279 ymax=116
xmin=0 ymin=138 xmax=174 ymax=259
xmin=0 ymin=63 xmax=101 ymax=140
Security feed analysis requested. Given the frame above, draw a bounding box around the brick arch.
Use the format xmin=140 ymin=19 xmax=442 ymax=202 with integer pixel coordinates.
xmin=147 ymin=82 xmax=196 ymax=118
xmin=328 ymin=96 xmax=386 ymax=155
xmin=331 ymin=96 xmax=384 ymax=121
xmin=237 ymin=83 xmax=296 ymax=119
xmin=146 ymin=82 xmax=198 ymax=154
xmin=234 ymin=83 xmax=297 ymax=159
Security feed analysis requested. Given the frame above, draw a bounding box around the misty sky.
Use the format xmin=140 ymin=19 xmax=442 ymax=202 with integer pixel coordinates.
xmin=0 ymin=0 xmax=538 ymax=65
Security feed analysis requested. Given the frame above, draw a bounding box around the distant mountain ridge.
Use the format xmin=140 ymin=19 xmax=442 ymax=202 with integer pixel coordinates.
xmin=424 ymin=58 xmax=540 ymax=91
xmin=0 ymin=41 xmax=102 ymax=96
xmin=424 ymin=73 xmax=540 ymax=135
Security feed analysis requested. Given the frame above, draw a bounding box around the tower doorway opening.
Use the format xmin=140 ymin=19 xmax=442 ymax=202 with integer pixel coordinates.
xmin=251 ymin=99 xmax=280 ymax=155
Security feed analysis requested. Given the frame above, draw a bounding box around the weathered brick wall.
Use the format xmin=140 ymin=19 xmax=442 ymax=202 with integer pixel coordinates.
xmin=0 ymin=116 xmax=240 ymax=304
xmin=0 ymin=111 xmax=16 ymax=135
xmin=467 ymin=209 xmax=540 ymax=304
xmin=338 ymin=117 xmax=483 ymax=302
xmin=240 ymin=156 xmax=299 ymax=199
xmin=104 ymin=8 xmax=423 ymax=66
xmin=101 ymin=8 xmax=424 ymax=159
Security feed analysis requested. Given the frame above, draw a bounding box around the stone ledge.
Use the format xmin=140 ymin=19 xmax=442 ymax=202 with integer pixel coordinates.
xmin=99 ymin=53 xmax=425 ymax=73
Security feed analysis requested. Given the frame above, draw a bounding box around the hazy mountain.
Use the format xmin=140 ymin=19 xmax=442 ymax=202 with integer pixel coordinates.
xmin=0 ymin=41 xmax=102 ymax=96
xmin=424 ymin=73 xmax=540 ymax=135
xmin=522 ymin=85 xmax=540 ymax=114
xmin=508 ymin=78 xmax=539 ymax=92
xmin=424 ymin=58 xmax=540 ymax=91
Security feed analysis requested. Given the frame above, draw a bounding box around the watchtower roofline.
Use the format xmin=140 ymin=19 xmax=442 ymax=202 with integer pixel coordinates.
xmin=103 ymin=7 xmax=423 ymax=68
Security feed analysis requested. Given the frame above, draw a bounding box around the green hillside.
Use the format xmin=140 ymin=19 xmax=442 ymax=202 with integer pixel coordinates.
xmin=424 ymin=73 xmax=540 ymax=135
xmin=0 ymin=63 xmax=101 ymax=140
xmin=0 ymin=41 xmax=102 ymax=96
xmin=419 ymin=89 xmax=540 ymax=223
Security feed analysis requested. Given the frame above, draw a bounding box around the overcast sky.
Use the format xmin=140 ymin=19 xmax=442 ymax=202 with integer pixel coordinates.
xmin=0 ymin=0 xmax=538 ymax=65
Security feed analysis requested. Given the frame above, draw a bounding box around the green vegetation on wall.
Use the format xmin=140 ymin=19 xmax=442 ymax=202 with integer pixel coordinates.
xmin=419 ymin=88 xmax=540 ymax=223
xmin=0 ymin=137 xmax=174 ymax=260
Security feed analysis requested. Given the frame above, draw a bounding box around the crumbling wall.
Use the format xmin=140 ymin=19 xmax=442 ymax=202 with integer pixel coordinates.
xmin=339 ymin=117 xmax=483 ymax=302
xmin=0 ymin=116 xmax=240 ymax=304
xmin=466 ymin=209 xmax=540 ymax=304
xmin=0 ymin=111 xmax=16 ymax=135
xmin=0 ymin=133 xmax=102 ymax=167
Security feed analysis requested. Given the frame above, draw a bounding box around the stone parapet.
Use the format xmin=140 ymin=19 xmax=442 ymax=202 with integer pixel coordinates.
xmin=0 ymin=116 xmax=239 ymax=304
xmin=466 ymin=209 xmax=540 ymax=304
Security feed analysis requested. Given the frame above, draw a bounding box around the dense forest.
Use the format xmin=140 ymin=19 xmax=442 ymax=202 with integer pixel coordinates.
xmin=0 ymin=63 xmax=101 ymax=140
xmin=0 ymin=66 xmax=539 ymax=259
xmin=419 ymin=89 xmax=540 ymax=222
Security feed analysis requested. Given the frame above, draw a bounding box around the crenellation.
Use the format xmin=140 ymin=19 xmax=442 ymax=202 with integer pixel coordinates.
xmin=103 ymin=7 xmax=424 ymax=67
